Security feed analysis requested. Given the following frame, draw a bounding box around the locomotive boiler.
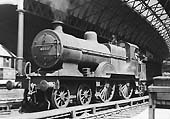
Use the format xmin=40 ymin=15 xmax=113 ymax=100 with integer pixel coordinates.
xmin=32 ymin=25 xmax=112 ymax=77
xmin=9 ymin=21 xmax=147 ymax=112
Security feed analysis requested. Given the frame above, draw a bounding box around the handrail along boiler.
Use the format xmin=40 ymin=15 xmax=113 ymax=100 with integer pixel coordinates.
xmin=9 ymin=21 xmax=147 ymax=112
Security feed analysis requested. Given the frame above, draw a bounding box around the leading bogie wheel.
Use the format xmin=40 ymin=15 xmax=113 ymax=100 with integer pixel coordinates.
xmin=51 ymin=86 xmax=70 ymax=108
xmin=77 ymin=84 xmax=92 ymax=105
xmin=119 ymin=82 xmax=133 ymax=99
xmin=99 ymin=83 xmax=115 ymax=102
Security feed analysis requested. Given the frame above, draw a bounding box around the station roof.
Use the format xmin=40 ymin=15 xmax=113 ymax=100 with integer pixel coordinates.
xmin=0 ymin=0 xmax=170 ymax=62
xmin=24 ymin=0 xmax=170 ymax=61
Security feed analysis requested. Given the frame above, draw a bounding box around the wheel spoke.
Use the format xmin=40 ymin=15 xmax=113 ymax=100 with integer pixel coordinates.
xmin=63 ymin=97 xmax=67 ymax=102
xmin=80 ymin=93 xmax=85 ymax=97
xmin=83 ymin=98 xmax=86 ymax=104
xmin=122 ymin=85 xmax=128 ymax=96
xmin=57 ymin=100 xmax=61 ymax=106
xmin=121 ymin=85 xmax=126 ymax=92
xmin=80 ymin=95 xmax=85 ymax=100
xmin=101 ymin=89 xmax=106 ymax=100
xmin=55 ymin=96 xmax=61 ymax=101
xmin=85 ymin=90 xmax=90 ymax=94
xmin=63 ymin=92 xmax=68 ymax=96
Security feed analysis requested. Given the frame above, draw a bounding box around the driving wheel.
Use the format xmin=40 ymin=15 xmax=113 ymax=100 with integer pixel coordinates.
xmin=77 ymin=84 xmax=92 ymax=105
xmin=51 ymin=86 xmax=70 ymax=108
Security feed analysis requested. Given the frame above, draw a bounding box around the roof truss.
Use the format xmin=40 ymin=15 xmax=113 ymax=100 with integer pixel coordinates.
xmin=122 ymin=0 xmax=170 ymax=49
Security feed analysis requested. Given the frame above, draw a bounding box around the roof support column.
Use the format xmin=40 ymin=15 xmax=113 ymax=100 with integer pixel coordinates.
xmin=17 ymin=0 xmax=24 ymax=75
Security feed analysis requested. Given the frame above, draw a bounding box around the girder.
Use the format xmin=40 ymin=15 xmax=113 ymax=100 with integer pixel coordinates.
xmin=122 ymin=0 xmax=170 ymax=49
xmin=23 ymin=0 xmax=170 ymax=61
xmin=24 ymin=0 xmax=53 ymax=19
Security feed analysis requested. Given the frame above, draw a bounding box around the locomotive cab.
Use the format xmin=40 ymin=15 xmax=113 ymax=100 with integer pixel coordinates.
xmin=127 ymin=43 xmax=139 ymax=77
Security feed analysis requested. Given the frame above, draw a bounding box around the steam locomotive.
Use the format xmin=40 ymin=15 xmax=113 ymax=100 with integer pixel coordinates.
xmin=7 ymin=21 xmax=147 ymax=112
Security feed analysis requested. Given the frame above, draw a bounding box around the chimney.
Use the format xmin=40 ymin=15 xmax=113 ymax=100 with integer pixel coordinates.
xmin=52 ymin=20 xmax=64 ymax=33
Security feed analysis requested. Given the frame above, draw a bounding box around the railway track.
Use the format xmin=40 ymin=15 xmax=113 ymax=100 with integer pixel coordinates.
xmin=0 ymin=96 xmax=149 ymax=119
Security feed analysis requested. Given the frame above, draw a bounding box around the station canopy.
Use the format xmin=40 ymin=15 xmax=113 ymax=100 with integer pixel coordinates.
xmin=0 ymin=0 xmax=170 ymax=62
xmin=0 ymin=44 xmax=16 ymax=58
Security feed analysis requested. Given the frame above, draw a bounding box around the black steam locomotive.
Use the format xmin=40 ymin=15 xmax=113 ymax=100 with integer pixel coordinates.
xmin=7 ymin=21 xmax=147 ymax=112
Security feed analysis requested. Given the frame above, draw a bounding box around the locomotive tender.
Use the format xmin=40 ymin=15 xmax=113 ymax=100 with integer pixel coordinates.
xmin=8 ymin=21 xmax=147 ymax=111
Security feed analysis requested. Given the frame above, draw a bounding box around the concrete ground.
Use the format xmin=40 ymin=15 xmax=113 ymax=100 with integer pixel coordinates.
xmin=130 ymin=107 xmax=170 ymax=119
xmin=0 ymin=89 xmax=24 ymax=101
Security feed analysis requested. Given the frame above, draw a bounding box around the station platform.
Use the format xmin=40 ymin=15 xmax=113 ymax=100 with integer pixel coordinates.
xmin=130 ymin=107 xmax=170 ymax=119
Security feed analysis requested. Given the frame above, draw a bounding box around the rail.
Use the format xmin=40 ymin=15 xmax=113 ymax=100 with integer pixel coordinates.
xmin=1 ymin=96 xmax=149 ymax=119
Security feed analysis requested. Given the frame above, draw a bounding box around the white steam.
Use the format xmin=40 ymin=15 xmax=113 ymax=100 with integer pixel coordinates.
xmin=36 ymin=0 xmax=91 ymax=13
xmin=36 ymin=0 xmax=70 ymax=12
xmin=120 ymin=63 xmax=137 ymax=74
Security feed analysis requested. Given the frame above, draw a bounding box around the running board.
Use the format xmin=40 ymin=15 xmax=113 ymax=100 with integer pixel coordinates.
xmin=108 ymin=73 xmax=136 ymax=81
